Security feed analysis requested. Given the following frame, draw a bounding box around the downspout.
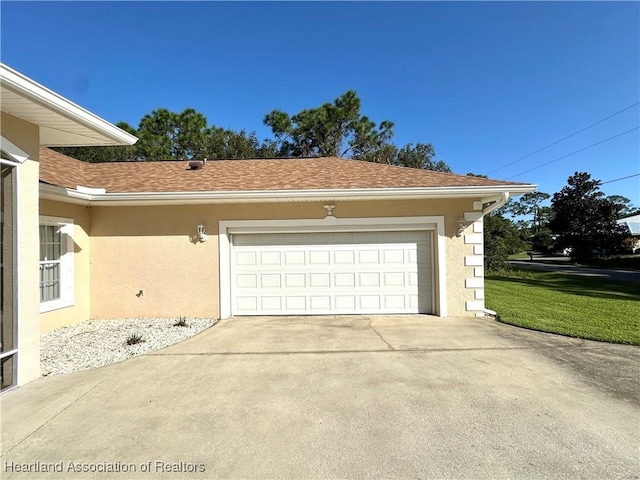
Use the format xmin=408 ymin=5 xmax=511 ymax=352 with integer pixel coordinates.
xmin=481 ymin=191 xmax=509 ymax=318
xmin=481 ymin=191 xmax=510 ymax=216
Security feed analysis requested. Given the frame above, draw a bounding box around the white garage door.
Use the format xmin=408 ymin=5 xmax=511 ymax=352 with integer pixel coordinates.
xmin=231 ymin=231 xmax=433 ymax=315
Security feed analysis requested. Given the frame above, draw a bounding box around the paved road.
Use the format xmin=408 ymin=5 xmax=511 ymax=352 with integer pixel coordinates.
xmin=2 ymin=316 xmax=639 ymax=479
xmin=510 ymin=259 xmax=640 ymax=283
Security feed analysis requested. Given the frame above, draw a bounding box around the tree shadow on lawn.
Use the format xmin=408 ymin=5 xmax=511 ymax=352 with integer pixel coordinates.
xmin=487 ymin=273 xmax=640 ymax=303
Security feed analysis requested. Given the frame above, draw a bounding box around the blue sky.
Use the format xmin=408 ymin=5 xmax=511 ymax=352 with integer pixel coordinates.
xmin=2 ymin=1 xmax=638 ymax=206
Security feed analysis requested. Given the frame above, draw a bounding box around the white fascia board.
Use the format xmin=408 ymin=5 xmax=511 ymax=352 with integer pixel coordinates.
xmin=39 ymin=183 xmax=537 ymax=206
xmin=0 ymin=63 xmax=138 ymax=146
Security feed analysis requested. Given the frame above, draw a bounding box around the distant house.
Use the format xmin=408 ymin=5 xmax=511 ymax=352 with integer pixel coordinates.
xmin=2 ymin=63 xmax=536 ymax=391
xmin=617 ymin=214 xmax=640 ymax=253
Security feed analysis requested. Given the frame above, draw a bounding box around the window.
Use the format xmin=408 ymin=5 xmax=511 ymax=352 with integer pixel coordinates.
xmin=39 ymin=216 xmax=74 ymax=312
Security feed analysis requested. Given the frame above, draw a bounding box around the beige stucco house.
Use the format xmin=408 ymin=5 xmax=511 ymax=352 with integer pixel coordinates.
xmin=2 ymin=64 xmax=536 ymax=391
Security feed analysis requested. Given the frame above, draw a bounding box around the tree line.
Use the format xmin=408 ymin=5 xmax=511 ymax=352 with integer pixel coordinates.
xmin=484 ymin=171 xmax=639 ymax=268
xmin=55 ymin=90 xmax=449 ymax=172
xmin=55 ymin=90 xmax=637 ymax=265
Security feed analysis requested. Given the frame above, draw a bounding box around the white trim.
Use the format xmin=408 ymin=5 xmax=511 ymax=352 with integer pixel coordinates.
xmin=0 ymin=136 xmax=29 ymax=164
xmin=465 ymin=278 xmax=483 ymax=289
xmin=466 ymin=300 xmax=484 ymax=311
xmin=0 ymin=158 xmax=20 ymax=168
xmin=0 ymin=348 xmax=18 ymax=360
xmin=482 ymin=192 xmax=510 ymax=215
xmin=464 ymin=211 xmax=483 ymax=222
xmin=219 ymin=216 xmax=447 ymax=319
xmin=1 ymin=63 xmax=137 ymax=146
xmin=39 ymin=182 xmax=537 ymax=207
xmin=464 ymin=255 xmax=483 ymax=266
xmin=14 ymin=162 xmax=20 ymax=387
xmin=76 ymin=185 xmax=106 ymax=194
xmin=38 ymin=215 xmax=74 ymax=313
xmin=464 ymin=233 xmax=483 ymax=244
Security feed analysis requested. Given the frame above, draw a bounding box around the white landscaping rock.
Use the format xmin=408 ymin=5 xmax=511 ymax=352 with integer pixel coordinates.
xmin=41 ymin=317 xmax=216 ymax=376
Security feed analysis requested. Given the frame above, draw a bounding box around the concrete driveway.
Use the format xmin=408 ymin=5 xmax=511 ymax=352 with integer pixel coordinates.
xmin=2 ymin=316 xmax=639 ymax=479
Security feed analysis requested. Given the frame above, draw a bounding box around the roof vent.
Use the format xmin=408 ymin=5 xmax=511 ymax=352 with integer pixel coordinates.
xmin=188 ymin=161 xmax=203 ymax=170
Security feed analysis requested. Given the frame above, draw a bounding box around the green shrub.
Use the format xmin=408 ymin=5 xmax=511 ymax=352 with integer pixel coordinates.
xmin=174 ymin=316 xmax=188 ymax=327
xmin=126 ymin=333 xmax=145 ymax=345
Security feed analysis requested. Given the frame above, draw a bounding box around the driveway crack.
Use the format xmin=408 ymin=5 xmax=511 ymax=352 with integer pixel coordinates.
xmin=368 ymin=318 xmax=395 ymax=351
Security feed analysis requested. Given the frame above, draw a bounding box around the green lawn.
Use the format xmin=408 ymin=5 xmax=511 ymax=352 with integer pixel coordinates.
xmin=485 ymin=269 xmax=640 ymax=345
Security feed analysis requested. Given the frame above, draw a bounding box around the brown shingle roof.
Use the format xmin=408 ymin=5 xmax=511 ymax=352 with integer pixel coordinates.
xmin=39 ymin=147 xmax=90 ymax=190
xmin=39 ymin=147 xmax=527 ymax=193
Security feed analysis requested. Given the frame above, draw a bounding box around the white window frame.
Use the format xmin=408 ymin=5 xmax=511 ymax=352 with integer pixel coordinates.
xmin=39 ymin=216 xmax=74 ymax=313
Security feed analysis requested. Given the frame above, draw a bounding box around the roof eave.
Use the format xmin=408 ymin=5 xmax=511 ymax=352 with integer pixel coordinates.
xmin=40 ymin=183 xmax=537 ymax=206
xmin=0 ymin=63 xmax=138 ymax=147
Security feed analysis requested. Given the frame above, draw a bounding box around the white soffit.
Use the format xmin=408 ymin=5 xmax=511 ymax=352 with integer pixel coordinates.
xmin=0 ymin=63 xmax=138 ymax=147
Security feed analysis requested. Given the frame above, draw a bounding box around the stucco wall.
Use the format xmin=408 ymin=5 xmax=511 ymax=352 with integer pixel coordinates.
xmin=89 ymin=204 xmax=219 ymax=320
xmin=2 ymin=112 xmax=41 ymax=385
xmin=39 ymin=200 xmax=92 ymax=333
xmin=89 ymin=198 xmax=478 ymax=319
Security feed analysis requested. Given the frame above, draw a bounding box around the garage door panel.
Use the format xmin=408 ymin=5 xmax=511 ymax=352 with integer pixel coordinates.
xmin=310 ymin=296 xmax=331 ymax=310
xmin=360 ymin=296 xmax=381 ymax=309
xmin=284 ymin=273 xmax=305 ymax=288
xmin=359 ymin=272 xmax=381 ymax=287
xmin=335 ymin=273 xmax=356 ymax=287
xmin=385 ymin=295 xmax=406 ymax=309
xmin=383 ymin=249 xmax=405 ymax=264
xmin=236 ymin=252 xmax=257 ymax=266
xmin=409 ymin=295 xmax=419 ymax=309
xmin=231 ymin=231 xmax=433 ymax=315
xmin=335 ymin=296 xmax=356 ymax=310
xmin=383 ymin=272 xmax=405 ymax=287
xmin=260 ymin=274 xmax=281 ymax=288
xmin=309 ymin=273 xmax=331 ymax=287
xmin=236 ymin=297 xmax=258 ymax=312
xmin=309 ymin=251 xmax=330 ymax=265
xmin=285 ymin=251 xmax=305 ymax=265
xmin=236 ymin=274 xmax=257 ymax=289
xmin=358 ymin=250 xmax=380 ymax=264
xmin=260 ymin=251 xmax=281 ymax=266
xmin=334 ymin=250 xmax=356 ymax=264
xmin=285 ymin=297 xmax=306 ymax=310
xmin=261 ymin=297 xmax=281 ymax=310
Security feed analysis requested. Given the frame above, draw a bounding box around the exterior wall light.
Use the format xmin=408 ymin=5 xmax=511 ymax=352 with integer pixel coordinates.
xmin=457 ymin=216 xmax=471 ymax=237
xmin=324 ymin=205 xmax=336 ymax=218
xmin=197 ymin=225 xmax=207 ymax=242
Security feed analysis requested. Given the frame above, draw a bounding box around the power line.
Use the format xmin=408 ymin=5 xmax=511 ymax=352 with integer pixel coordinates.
xmin=601 ymin=173 xmax=640 ymax=185
xmin=487 ymin=101 xmax=640 ymax=175
xmin=506 ymin=126 xmax=640 ymax=180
